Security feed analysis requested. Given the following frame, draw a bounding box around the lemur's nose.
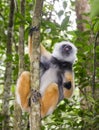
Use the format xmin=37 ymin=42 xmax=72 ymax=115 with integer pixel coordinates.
xmin=64 ymin=45 xmax=72 ymax=51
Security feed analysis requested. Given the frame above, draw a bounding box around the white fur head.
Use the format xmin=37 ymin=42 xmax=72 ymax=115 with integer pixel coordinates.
xmin=52 ymin=41 xmax=77 ymax=63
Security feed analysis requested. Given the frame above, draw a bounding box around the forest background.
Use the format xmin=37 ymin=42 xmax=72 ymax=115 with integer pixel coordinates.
xmin=0 ymin=0 xmax=99 ymax=130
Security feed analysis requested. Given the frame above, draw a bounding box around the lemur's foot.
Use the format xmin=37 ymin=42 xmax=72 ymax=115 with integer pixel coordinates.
xmin=31 ymin=89 xmax=41 ymax=103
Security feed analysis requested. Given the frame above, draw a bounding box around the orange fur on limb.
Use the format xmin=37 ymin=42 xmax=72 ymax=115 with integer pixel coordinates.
xmin=63 ymin=71 xmax=74 ymax=98
xmin=28 ymin=36 xmax=33 ymax=61
xmin=16 ymin=71 xmax=31 ymax=112
xmin=40 ymin=44 xmax=51 ymax=59
xmin=28 ymin=35 xmax=51 ymax=61
xmin=40 ymin=83 xmax=59 ymax=118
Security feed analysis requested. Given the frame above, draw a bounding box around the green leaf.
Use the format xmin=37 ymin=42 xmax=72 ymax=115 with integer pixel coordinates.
xmin=63 ymin=1 xmax=67 ymax=9
xmin=91 ymin=0 xmax=99 ymax=17
xmin=57 ymin=10 xmax=64 ymax=17
xmin=61 ymin=16 xmax=69 ymax=30
xmin=93 ymin=21 xmax=99 ymax=32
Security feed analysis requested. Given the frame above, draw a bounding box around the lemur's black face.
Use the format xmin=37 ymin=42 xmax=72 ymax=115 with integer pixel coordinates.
xmin=61 ymin=44 xmax=72 ymax=56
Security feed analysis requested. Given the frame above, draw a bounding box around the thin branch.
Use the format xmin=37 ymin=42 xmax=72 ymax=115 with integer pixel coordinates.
xmin=79 ymin=87 xmax=91 ymax=110
xmin=92 ymin=32 xmax=99 ymax=98
xmin=2 ymin=0 xmax=15 ymax=130
xmin=14 ymin=0 xmax=25 ymax=130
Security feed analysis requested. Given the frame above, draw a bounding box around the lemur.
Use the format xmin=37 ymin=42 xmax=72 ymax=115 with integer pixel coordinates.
xmin=16 ymin=30 xmax=77 ymax=118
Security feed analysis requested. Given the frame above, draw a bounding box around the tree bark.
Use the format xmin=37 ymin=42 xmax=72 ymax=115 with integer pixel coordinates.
xmin=29 ymin=0 xmax=43 ymax=130
xmin=92 ymin=32 xmax=99 ymax=98
xmin=14 ymin=0 xmax=25 ymax=130
xmin=75 ymin=0 xmax=90 ymax=31
xmin=2 ymin=0 xmax=15 ymax=130
xmin=75 ymin=0 xmax=91 ymax=110
xmin=18 ymin=0 xmax=25 ymax=75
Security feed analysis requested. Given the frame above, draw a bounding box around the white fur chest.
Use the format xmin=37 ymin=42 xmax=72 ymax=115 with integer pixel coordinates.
xmin=40 ymin=68 xmax=58 ymax=95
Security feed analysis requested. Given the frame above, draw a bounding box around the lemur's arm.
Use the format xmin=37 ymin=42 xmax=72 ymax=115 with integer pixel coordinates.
xmin=40 ymin=44 xmax=51 ymax=59
xmin=28 ymin=33 xmax=51 ymax=61
xmin=63 ymin=71 xmax=75 ymax=98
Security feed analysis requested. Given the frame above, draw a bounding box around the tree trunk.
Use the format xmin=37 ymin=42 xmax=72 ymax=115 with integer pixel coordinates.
xmin=75 ymin=0 xmax=91 ymax=109
xmin=75 ymin=0 xmax=99 ymax=102
xmin=75 ymin=0 xmax=90 ymax=31
xmin=92 ymin=32 xmax=99 ymax=99
xmin=2 ymin=0 xmax=15 ymax=130
xmin=29 ymin=0 xmax=43 ymax=130
xmin=14 ymin=0 xmax=25 ymax=130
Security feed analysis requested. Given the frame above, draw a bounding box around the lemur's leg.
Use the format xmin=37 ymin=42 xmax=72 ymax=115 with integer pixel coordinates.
xmin=63 ymin=71 xmax=75 ymax=98
xmin=40 ymin=83 xmax=59 ymax=118
xmin=16 ymin=71 xmax=31 ymax=112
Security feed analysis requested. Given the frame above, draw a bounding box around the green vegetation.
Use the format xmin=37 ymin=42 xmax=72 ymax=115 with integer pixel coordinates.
xmin=0 ymin=0 xmax=99 ymax=129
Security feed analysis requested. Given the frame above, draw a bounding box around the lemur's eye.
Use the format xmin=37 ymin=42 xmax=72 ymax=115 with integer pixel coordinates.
xmin=62 ymin=44 xmax=72 ymax=51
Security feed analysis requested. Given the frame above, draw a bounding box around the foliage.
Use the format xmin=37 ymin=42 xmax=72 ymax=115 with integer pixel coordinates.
xmin=0 ymin=0 xmax=99 ymax=130
xmin=90 ymin=0 xmax=99 ymax=17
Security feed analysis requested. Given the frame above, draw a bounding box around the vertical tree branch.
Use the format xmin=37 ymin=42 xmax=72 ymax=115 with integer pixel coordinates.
xmin=29 ymin=0 xmax=43 ymax=130
xmin=92 ymin=32 xmax=99 ymax=98
xmin=2 ymin=0 xmax=15 ymax=130
xmin=18 ymin=0 xmax=25 ymax=74
xmin=14 ymin=0 xmax=25 ymax=130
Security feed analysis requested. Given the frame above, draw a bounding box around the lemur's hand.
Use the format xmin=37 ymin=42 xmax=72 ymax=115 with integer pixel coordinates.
xmin=63 ymin=81 xmax=71 ymax=89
